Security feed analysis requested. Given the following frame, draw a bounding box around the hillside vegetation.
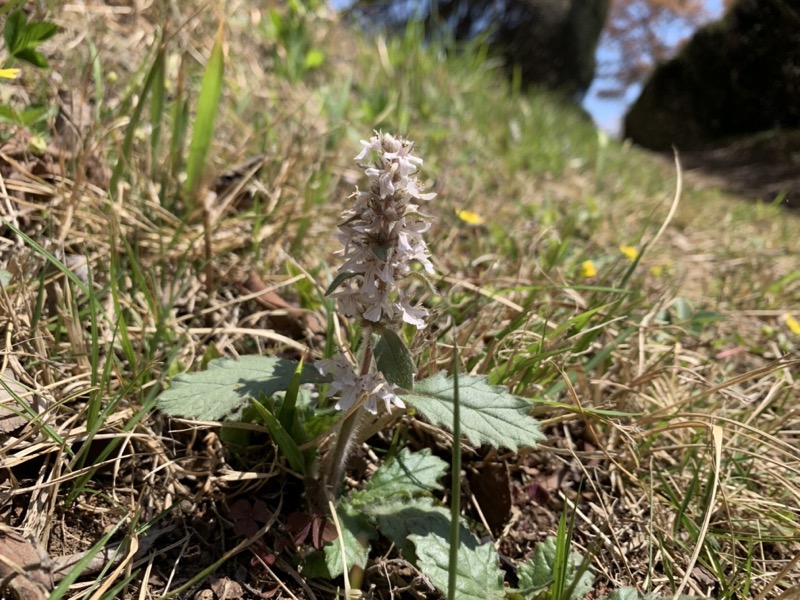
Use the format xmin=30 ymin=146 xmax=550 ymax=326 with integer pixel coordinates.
xmin=1 ymin=3 xmax=798 ymax=599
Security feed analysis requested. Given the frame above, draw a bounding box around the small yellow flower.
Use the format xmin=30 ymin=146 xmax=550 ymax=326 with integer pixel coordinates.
xmin=783 ymin=313 xmax=800 ymax=335
xmin=580 ymin=260 xmax=597 ymax=278
xmin=649 ymin=265 xmax=663 ymax=277
xmin=457 ymin=209 xmax=485 ymax=226
xmin=0 ymin=68 xmax=21 ymax=80
xmin=620 ymin=245 xmax=638 ymax=261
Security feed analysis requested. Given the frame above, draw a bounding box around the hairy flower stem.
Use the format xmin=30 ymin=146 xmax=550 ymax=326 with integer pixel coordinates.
xmin=324 ymin=336 xmax=374 ymax=497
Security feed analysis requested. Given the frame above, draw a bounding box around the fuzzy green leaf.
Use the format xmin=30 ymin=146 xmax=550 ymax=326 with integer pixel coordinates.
xmin=156 ymin=356 xmax=325 ymax=421
xmin=403 ymin=373 xmax=545 ymax=451
xmin=373 ymin=328 xmax=415 ymax=390
xmin=409 ymin=528 xmax=505 ymax=600
xmin=517 ymin=537 xmax=594 ymax=600
xmin=350 ymin=448 xmax=446 ymax=506
xmin=364 ymin=496 xmax=471 ymax=558
xmin=303 ymin=504 xmax=375 ymax=579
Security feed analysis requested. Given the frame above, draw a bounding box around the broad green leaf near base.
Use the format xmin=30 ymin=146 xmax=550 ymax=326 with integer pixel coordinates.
xmin=409 ymin=529 xmax=505 ymax=600
xmin=155 ymin=356 xmax=325 ymax=421
xmin=367 ymin=496 xmax=463 ymax=557
xmin=403 ymin=373 xmax=545 ymax=450
xmin=350 ymin=448 xmax=447 ymax=506
xmin=309 ymin=449 xmax=445 ymax=578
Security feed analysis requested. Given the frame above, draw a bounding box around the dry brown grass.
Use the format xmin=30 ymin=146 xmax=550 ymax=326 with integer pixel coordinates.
xmin=1 ymin=2 xmax=799 ymax=599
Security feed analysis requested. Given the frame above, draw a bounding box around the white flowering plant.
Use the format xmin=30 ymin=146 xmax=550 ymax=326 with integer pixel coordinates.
xmin=155 ymin=132 xmax=548 ymax=598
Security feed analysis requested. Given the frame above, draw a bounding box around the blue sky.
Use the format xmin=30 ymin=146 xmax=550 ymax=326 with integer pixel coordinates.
xmin=586 ymin=0 xmax=726 ymax=134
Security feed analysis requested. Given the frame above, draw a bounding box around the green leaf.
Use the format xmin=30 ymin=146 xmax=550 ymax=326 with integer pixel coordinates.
xmin=350 ymin=448 xmax=446 ymax=506
xmin=408 ymin=529 xmax=505 ymax=600
xmin=12 ymin=47 xmax=47 ymax=68
xmin=17 ymin=103 xmax=54 ymax=128
xmin=185 ymin=22 xmax=225 ymax=208
xmin=403 ymin=373 xmax=545 ymax=451
xmin=365 ymin=496 xmax=469 ymax=558
xmin=278 ymin=357 xmax=305 ymax=433
xmin=0 ymin=270 xmax=10 ymax=287
xmin=23 ymin=20 xmax=58 ymax=45
xmin=303 ymin=503 xmax=375 ymax=579
xmin=517 ymin=537 xmax=593 ymax=600
xmin=323 ymin=270 xmax=358 ymax=296
xmin=3 ymin=11 xmax=25 ymax=53
xmin=155 ymin=356 xmax=325 ymax=421
xmin=373 ymin=328 xmax=415 ymax=390
xmin=305 ymin=451 xmax=446 ymax=580
xmin=250 ymin=398 xmax=306 ymax=475
xmin=3 ymin=11 xmax=58 ymax=67
xmin=372 ymin=244 xmax=390 ymax=262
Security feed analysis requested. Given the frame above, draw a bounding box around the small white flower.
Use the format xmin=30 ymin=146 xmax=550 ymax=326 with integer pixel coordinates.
xmin=397 ymin=294 xmax=429 ymax=328
xmin=316 ymin=353 xmax=404 ymax=415
xmin=363 ymin=373 xmax=405 ymax=413
xmin=355 ymin=135 xmax=383 ymax=162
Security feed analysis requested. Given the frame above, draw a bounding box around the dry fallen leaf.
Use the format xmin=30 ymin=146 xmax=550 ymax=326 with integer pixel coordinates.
xmin=210 ymin=576 xmax=244 ymax=600
xmin=0 ymin=369 xmax=32 ymax=434
xmin=0 ymin=525 xmax=53 ymax=599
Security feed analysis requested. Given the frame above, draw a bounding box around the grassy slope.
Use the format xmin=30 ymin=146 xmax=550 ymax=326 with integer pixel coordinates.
xmin=1 ymin=2 xmax=798 ymax=599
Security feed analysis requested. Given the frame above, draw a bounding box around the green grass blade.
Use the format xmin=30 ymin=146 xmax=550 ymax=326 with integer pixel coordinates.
xmin=168 ymin=53 xmax=190 ymax=202
xmin=149 ymin=34 xmax=166 ymax=178
xmin=48 ymin=519 xmax=125 ymax=600
xmin=447 ymin=329 xmax=461 ymax=600
xmin=278 ymin=357 xmax=305 ymax=433
xmin=109 ymin=41 xmax=165 ymax=197
xmin=66 ymin=386 xmax=158 ymax=505
xmin=251 ymin=397 xmax=306 ymax=475
xmin=184 ymin=21 xmax=225 ymax=211
xmin=551 ymin=509 xmax=569 ymax=600
xmin=87 ymin=38 xmax=104 ymax=120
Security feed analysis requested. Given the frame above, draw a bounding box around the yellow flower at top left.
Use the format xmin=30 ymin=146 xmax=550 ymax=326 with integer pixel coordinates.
xmin=0 ymin=68 xmax=21 ymax=79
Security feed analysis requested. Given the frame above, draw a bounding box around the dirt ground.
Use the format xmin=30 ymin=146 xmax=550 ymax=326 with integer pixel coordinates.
xmin=672 ymin=129 xmax=800 ymax=210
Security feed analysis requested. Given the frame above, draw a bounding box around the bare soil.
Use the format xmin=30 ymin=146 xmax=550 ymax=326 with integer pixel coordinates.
xmin=673 ymin=129 xmax=800 ymax=210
